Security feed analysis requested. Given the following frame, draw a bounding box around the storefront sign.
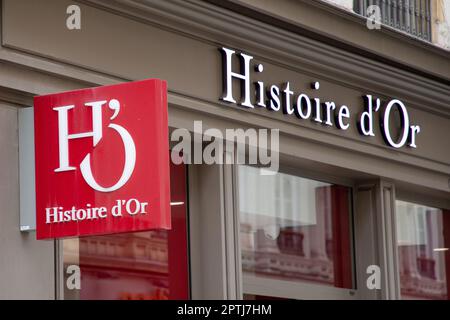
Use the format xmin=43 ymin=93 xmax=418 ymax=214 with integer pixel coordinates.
xmin=34 ymin=79 xmax=171 ymax=240
xmin=220 ymin=47 xmax=421 ymax=149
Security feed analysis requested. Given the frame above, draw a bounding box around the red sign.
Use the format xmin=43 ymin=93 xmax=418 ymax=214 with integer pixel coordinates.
xmin=34 ymin=79 xmax=171 ymax=240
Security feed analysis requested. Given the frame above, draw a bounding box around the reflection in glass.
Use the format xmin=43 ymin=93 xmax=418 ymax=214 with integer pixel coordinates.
xmin=64 ymin=231 xmax=175 ymax=300
xmin=239 ymin=165 xmax=353 ymax=290
xmin=396 ymin=200 xmax=450 ymax=300
xmin=62 ymin=161 xmax=189 ymax=300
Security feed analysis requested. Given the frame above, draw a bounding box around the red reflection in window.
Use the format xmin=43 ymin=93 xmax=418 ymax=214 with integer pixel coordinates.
xmin=444 ymin=210 xmax=450 ymax=300
xmin=397 ymin=201 xmax=450 ymax=300
xmin=240 ymin=166 xmax=354 ymax=291
xmin=64 ymin=161 xmax=189 ymax=300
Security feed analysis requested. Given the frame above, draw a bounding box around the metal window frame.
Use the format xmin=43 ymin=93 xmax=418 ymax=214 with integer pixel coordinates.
xmin=233 ymin=159 xmax=361 ymax=300
xmin=354 ymin=0 xmax=432 ymax=41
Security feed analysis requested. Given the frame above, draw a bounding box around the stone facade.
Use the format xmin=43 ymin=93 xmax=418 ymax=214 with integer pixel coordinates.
xmin=433 ymin=0 xmax=450 ymax=49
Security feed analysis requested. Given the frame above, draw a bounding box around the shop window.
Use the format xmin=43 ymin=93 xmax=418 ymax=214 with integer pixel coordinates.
xmin=61 ymin=161 xmax=189 ymax=300
xmin=238 ymin=165 xmax=354 ymax=299
xmin=396 ymin=200 xmax=450 ymax=300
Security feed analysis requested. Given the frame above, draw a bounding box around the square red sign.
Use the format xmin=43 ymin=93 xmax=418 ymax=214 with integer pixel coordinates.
xmin=34 ymin=79 xmax=171 ymax=240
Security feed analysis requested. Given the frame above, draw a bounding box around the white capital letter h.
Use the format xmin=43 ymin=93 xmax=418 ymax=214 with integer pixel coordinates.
xmin=53 ymin=100 xmax=106 ymax=172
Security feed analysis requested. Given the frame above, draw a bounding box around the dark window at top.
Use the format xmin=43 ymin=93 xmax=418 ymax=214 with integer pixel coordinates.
xmin=354 ymin=0 xmax=432 ymax=41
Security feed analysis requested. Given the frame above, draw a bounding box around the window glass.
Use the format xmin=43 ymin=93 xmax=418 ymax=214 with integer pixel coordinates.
xmin=62 ymin=161 xmax=189 ymax=300
xmin=239 ymin=165 xmax=354 ymax=297
xmin=353 ymin=0 xmax=432 ymax=42
xmin=396 ymin=200 xmax=450 ymax=300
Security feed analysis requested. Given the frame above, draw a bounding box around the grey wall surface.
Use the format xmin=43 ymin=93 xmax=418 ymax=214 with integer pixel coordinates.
xmin=0 ymin=103 xmax=54 ymax=299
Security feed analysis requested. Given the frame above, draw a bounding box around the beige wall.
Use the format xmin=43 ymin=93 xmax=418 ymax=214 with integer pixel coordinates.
xmin=0 ymin=104 xmax=55 ymax=299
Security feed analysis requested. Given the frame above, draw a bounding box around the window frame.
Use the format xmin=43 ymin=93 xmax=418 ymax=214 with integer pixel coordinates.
xmin=353 ymin=0 xmax=432 ymax=42
xmin=55 ymin=158 xmax=191 ymax=300
xmin=233 ymin=162 xmax=359 ymax=300
xmin=394 ymin=188 xmax=450 ymax=300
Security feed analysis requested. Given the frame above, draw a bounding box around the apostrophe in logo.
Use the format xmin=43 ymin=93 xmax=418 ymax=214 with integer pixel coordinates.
xmin=53 ymin=99 xmax=136 ymax=192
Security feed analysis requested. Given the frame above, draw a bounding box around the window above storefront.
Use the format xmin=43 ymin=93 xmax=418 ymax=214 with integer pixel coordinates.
xmin=354 ymin=0 xmax=432 ymax=42
xmin=323 ymin=0 xmax=450 ymax=50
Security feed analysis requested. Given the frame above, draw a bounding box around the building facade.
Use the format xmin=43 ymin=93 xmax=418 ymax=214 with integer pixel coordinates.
xmin=0 ymin=0 xmax=449 ymax=300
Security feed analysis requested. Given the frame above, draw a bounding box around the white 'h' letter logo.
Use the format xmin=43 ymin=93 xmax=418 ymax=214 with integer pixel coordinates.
xmin=53 ymin=99 xmax=136 ymax=192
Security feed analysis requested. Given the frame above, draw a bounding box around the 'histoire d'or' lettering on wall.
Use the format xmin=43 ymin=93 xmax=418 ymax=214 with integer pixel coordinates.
xmin=220 ymin=47 xmax=421 ymax=149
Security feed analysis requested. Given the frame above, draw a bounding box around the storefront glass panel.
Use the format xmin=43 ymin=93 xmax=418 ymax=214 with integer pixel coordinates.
xmin=238 ymin=165 xmax=354 ymax=297
xmin=396 ymin=200 xmax=450 ymax=300
xmin=62 ymin=161 xmax=189 ymax=300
